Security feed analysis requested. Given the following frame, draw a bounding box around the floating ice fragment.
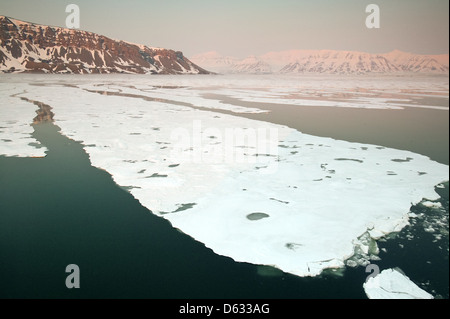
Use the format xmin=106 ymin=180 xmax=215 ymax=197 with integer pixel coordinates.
xmin=421 ymin=201 xmax=442 ymax=208
xmin=364 ymin=268 xmax=434 ymax=299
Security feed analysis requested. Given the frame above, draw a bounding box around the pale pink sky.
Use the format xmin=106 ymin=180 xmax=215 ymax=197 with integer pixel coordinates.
xmin=1 ymin=0 xmax=448 ymax=57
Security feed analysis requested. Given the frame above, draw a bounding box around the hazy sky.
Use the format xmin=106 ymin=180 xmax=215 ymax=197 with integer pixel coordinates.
xmin=1 ymin=0 xmax=448 ymax=58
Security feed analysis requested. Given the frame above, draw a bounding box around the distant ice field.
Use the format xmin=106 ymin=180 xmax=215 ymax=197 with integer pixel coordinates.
xmin=0 ymin=74 xmax=448 ymax=277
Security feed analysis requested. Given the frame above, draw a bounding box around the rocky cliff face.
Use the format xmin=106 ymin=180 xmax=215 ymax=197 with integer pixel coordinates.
xmin=0 ymin=16 xmax=210 ymax=74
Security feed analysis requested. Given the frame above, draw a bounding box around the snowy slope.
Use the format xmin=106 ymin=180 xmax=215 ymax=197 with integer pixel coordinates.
xmin=383 ymin=50 xmax=449 ymax=73
xmin=189 ymin=51 xmax=239 ymax=74
xmin=279 ymin=50 xmax=399 ymax=74
xmin=230 ymin=56 xmax=272 ymax=74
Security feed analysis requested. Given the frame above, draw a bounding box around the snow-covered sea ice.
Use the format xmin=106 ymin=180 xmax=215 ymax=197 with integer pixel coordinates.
xmin=0 ymin=74 xmax=448 ymax=281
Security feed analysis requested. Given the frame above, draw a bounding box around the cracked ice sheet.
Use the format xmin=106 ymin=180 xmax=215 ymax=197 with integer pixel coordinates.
xmin=0 ymin=83 xmax=48 ymax=157
xmin=208 ymin=88 xmax=449 ymax=111
xmin=76 ymin=83 xmax=267 ymax=114
xmin=44 ymin=74 xmax=448 ymax=111
xmin=18 ymin=83 xmax=449 ymax=277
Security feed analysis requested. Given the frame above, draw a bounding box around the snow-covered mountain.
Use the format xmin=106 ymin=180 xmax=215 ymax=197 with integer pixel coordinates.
xmin=383 ymin=49 xmax=449 ymax=73
xmin=189 ymin=51 xmax=238 ymax=74
xmin=190 ymin=53 xmax=273 ymax=74
xmin=230 ymin=55 xmax=272 ymax=74
xmin=191 ymin=49 xmax=449 ymax=75
xmin=0 ymin=16 xmax=210 ymax=74
xmin=278 ymin=50 xmax=399 ymax=74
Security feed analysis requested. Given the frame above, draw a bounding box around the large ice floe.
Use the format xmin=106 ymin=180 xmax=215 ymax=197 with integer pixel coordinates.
xmin=364 ymin=268 xmax=434 ymax=299
xmin=0 ymin=75 xmax=448 ymax=277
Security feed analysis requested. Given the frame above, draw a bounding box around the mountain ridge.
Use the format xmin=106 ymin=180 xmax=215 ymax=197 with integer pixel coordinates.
xmin=0 ymin=15 xmax=210 ymax=74
xmin=191 ymin=49 xmax=449 ymax=75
